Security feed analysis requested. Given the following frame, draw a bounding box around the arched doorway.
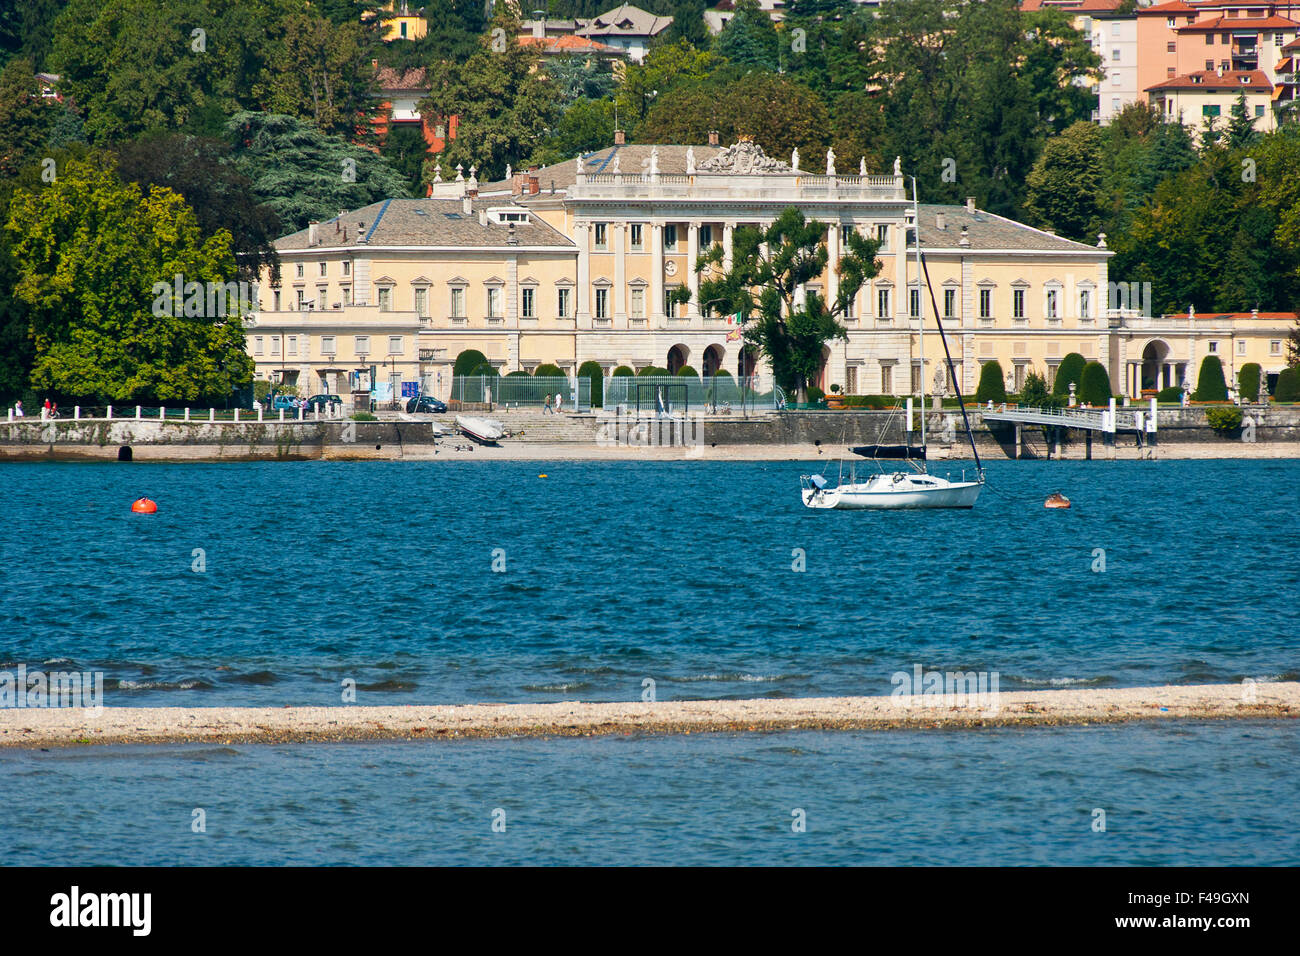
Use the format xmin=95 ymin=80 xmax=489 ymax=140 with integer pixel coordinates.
xmin=817 ymin=346 xmax=832 ymax=391
xmin=737 ymin=346 xmax=757 ymax=379
xmin=703 ymin=344 xmax=724 ymax=377
xmin=667 ymin=344 xmax=689 ymax=374
xmin=1142 ymin=340 xmax=1170 ymax=391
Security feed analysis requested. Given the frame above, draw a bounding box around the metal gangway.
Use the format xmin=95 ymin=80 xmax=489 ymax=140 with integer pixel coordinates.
xmin=981 ymin=398 xmax=1160 ymax=458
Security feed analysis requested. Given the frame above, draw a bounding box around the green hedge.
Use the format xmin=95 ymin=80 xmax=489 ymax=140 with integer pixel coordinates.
xmin=1192 ymin=355 xmax=1228 ymax=402
xmin=453 ymin=349 xmax=488 ymax=378
xmin=1238 ymin=362 xmax=1262 ymax=402
xmin=1157 ymin=386 xmax=1183 ymax=403
xmin=1079 ymin=361 xmax=1113 ymax=406
xmin=505 ymin=370 xmax=531 ymax=378
xmin=470 ymin=363 xmax=499 ymax=378
xmin=1276 ymin=367 xmax=1300 ymax=402
xmin=577 ymin=360 xmax=604 ymax=408
xmin=676 ymin=365 xmax=698 ymax=377
xmin=613 ymin=365 xmax=635 ymax=377
xmin=1206 ymin=406 xmax=1243 ymax=432
xmin=806 ymin=385 xmax=825 ymax=403
xmin=1053 ymin=353 xmax=1087 ymax=396
xmin=638 ymin=366 xmax=669 ymax=376
xmin=975 ymin=360 xmax=1006 ymax=403
xmin=534 ymin=363 xmax=564 ymax=378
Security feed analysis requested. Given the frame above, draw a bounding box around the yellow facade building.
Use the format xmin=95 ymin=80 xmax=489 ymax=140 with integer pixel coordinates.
xmin=249 ymin=139 xmax=1296 ymax=402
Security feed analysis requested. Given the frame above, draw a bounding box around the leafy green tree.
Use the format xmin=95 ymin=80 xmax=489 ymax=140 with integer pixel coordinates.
xmin=546 ymin=55 xmax=617 ymax=107
xmin=258 ymin=10 xmax=378 ymax=139
xmin=1192 ymin=355 xmax=1228 ymax=402
xmin=636 ymin=72 xmax=830 ymax=158
xmin=0 ymin=0 xmax=69 ymax=71
xmin=715 ymin=0 xmax=779 ymax=72
xmin=615 ymin=39 xmax=725 ymax=125
xmin=529 ymin=98 xmax=616 ymax=168
xmin=690 ymin=206 xmax=881 ymax=400
xmin=664 ymin=0 xmax=709 ymax=47
xmin=0 ymin=57 xmax=54 ymax=177
xmin=1276 ymin=366 xmax=1300 ymax=402
xmin=5 ymin=156 xmax=253 ymax=402
xmin=380 ymin=123 xmax=434 ymax=197
xmin=975 ymin=361 xmax=1006 ymax=403
xmin=1078 ymin=361 xmax=1112 ymax=406
xmin=1053 ymin=352 xmax=1086 ymax=397
xmin=420 ymin=15 xmax=559 ymax=182
xmin=116 ymin=132 xmax=281 ymax=282
xmin=1025 ymin=121 xmax=1104 ymax=242
xmin=1225 ymin=92 xmax=1259 ymax=150
xmin=224 ymin=112 xmax=410 ymax=233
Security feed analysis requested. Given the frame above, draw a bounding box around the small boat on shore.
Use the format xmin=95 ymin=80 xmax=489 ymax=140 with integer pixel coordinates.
xmin=456 ymin=415 xmax=505 ymax=444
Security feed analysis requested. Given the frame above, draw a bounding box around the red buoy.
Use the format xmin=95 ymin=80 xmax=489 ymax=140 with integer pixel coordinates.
xmin=131 ymin=497 xmax=158 ymax=514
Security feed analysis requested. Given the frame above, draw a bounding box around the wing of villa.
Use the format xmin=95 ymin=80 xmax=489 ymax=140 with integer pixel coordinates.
xmin=248 ymin=137 xmax=1296 ymax=403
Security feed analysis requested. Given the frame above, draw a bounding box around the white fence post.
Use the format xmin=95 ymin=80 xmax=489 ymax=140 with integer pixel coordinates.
xmin=209 ymin=408 xmax=215 ymax=422
xmin=279 ymin=408 xmax=284 ymax=422
xmin=257 ymin=407 xmax=264 ymax=422
xmin=74 ymin=406 xmax=80 ymax=420
xmin=107 ymin=405 xmax=113 ymax=420
xmin=135 ymin=405 xmax=142 ymax=420
xmin=184 ymin=407 xmax=190 ymax=422
xmin=159 ymin=406 xmax=165 ymax=420
xmin=297 ymin=406 xmax=303 ymax=421
xmin=234 ymin=408 xmax=240 ymax=422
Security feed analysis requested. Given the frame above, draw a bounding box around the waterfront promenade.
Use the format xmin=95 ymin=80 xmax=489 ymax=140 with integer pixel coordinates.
xmin=3 ymin=682 xmax=1295 ymax=748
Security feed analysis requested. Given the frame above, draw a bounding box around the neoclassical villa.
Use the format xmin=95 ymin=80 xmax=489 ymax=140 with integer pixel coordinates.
xmin=249 ymin=138 xmax=1295 ymax=402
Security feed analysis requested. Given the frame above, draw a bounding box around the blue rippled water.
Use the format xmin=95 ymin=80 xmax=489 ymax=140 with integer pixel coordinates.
xmin=1 ymin=722 xmax=1296 ymax=865
xmin=2 ymin=458 xmax=1298 ymax=705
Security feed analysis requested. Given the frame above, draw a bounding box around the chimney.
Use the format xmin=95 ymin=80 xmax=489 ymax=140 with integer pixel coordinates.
xmin=462 ymin=194 xmax=472 ymax=215
xmin=936 ymin=212 xmax=946 ymax=231
xmin=308 ymin=221 xmax=319 ymax=245
xmin=966 ymin=197 xmax=976 ymax=214
xmin=532 ymin=16 xmax=544 ymax=38
xmin=614 ymin=129 xmax=625 ymax=146
xmin=708 ymin=130 xmax=720 ymax=147
xmin=528 ymin=174 xmax=540 ymax=195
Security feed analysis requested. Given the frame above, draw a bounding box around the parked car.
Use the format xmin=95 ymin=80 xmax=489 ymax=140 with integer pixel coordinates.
xmin=271 ymin=395 xmax=300 ymax=411
xmin=406 ymin=395 xmax=447 ymax=414
xmin=306 ymin=394 xmax=342 ymax=411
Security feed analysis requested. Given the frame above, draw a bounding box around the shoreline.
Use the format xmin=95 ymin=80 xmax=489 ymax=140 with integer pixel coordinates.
xmin=2 ymin=682 xmax=1295 ymax=749
xmin=1 ymin=440 xmax=1298 ymax=463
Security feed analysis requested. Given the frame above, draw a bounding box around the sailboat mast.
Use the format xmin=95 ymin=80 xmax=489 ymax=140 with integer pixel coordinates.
xmin=911 ymin=177 xmax=926 ymax=448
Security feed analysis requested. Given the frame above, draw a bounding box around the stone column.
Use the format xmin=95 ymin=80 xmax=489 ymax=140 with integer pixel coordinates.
xmin=575 ymin=223 xmax=591 ymax=328
xmin=687 ymin=222 xmax=700 ymax=319
xmin=651 ymin=223 xmax=664 ymax=324
xmin=613 ymin=223 xmax=627 ymax=329
xmin=723 ymin=221 xmax=735 ymax=272
xmin=827 ymin=222 xmax=840 ymax=307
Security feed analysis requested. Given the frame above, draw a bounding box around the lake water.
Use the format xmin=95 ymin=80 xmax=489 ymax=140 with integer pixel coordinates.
xmin=3 ymin=458 xmax=1297 ymax=866
xmin=3 ymin=459 xmax=1297 ymax=705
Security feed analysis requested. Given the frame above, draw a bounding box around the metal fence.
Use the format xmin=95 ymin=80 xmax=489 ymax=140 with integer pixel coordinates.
xmin=451 ymin=376 xmax=591 ymax=411
xmin=603 ymin=375 xmax=786 ymax=414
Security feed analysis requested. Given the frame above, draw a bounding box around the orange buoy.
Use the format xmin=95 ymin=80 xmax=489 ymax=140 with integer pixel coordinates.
xmin=1044 ymin=493 xmax=1070 ymax=510
xmin=131 ymin=497 xmax=158 ymax=514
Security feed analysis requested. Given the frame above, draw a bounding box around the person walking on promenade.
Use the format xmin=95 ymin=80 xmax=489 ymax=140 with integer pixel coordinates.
xmin=42 ymin=397 xmax=51 ymax=420
xmin=543 ymin=394 xmax=553 ymax=415
xmin=555 ymin=392 xmax=563 ymax=414
xmin=13 ymin=400 xmax=23 ymax=418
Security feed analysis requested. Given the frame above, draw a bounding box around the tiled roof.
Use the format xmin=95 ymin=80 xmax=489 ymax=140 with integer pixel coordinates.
xmin=1138 ymin=1 xmax=1202 ymax=14
xmin=517 ymin=35 xmax=617 ymax=54
xmin=1146 ymin=69 xmax=1271 ymax=90
xmin=374 ymin=67 xmax=429 ymax=92
xmin=1019 ymin=0 xmax=1126 ymax=13
xmin=579 ymin=4 xmax=673 ymax=37
xmin=274 ymin=199 xmax=575 ymax=251
xmin=1176 ymin=15 xmax=1300 ymax=30
xmin=916 ymin=205 xmax=1106 ymax=254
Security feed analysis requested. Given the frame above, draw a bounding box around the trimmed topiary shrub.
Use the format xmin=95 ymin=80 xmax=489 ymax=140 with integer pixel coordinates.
xmin=470 ymin=362 xmax=499 ymax=378
xmin=1078 ymin=361 xmax=1113 ymax=406
xmin=975 ymin=360 xmax=1007 ymax=403
xmin=676 ymin=365 xmax=699 ymax=377
xmin=577 ymin=360 xmax=604 ymax=408
xmin=638 ymin=366 xmax=669 ymax=376
xmin=534 ymin=363 xmax=565 ymax=378
xmin=806 ymin=385 xmax=825 ymax=404
xmin=1238 ymin=362 xmax=1262 ymax=402
xmin=1157 ymin=385 xmax=1184 ymax=403
xmin=505 ymin=370 xmax=530 ymax=377
xmin=1276 ymin=367 xmax=1300 ymax=402
xmin=1053 ymin=353 xmax=1087 ymax=397
xmin=1192 ymin=355 xmax=1228 ymax=401
xmin=453 ymin=349 xmax=488 ymax=378
xmin=612 ymin=365 xmax=635 ymax=377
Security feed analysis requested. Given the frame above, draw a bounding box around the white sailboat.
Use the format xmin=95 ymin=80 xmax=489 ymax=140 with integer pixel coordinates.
xmin=801 ymin=177 xmax=985 ymax=511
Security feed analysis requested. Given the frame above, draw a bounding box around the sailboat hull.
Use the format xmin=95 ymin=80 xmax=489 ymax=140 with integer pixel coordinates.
xmin=801 ymin=476 xmax=982 ymax=510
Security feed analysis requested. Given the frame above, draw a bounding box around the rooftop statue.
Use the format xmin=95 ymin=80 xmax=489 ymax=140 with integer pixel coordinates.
xmin=698 ymin=140 xmax=792 ymax=175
